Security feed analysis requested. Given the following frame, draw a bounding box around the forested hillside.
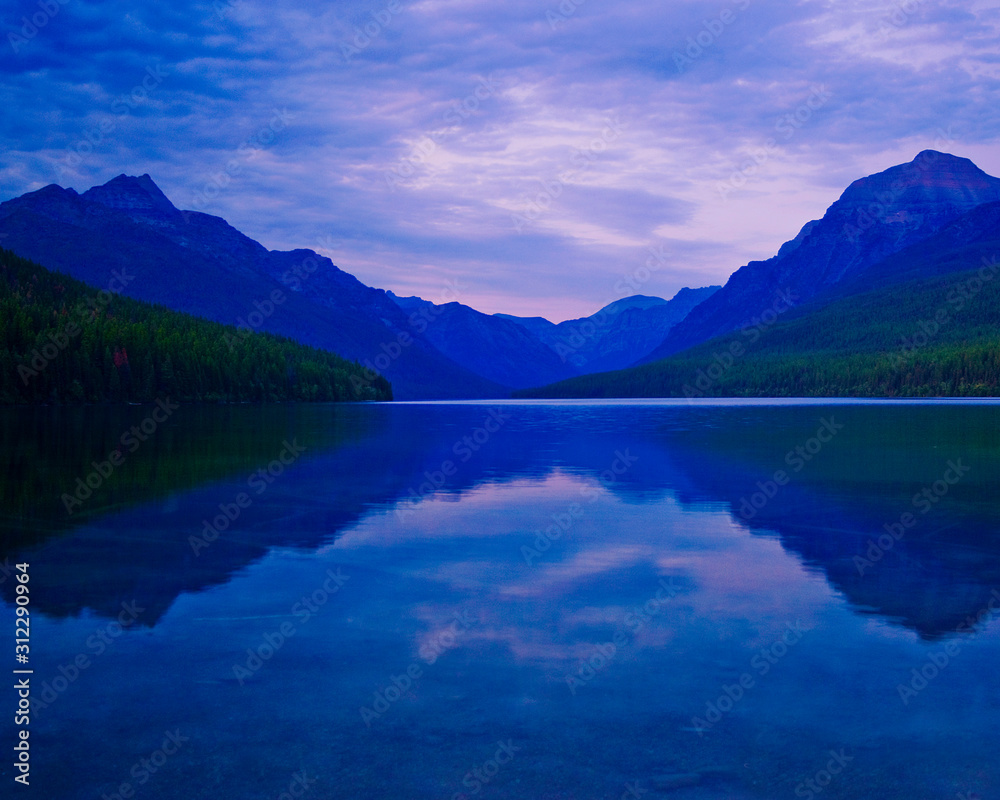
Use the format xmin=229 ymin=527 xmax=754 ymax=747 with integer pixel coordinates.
xmin=516 ymin=264 xmax=1000 ymax=398
xmin=0 ymin=248 xmax=391 ymax=404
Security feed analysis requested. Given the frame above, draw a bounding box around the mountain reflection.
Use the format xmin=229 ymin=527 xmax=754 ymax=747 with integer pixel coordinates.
xmin=3 ymin=401 xmax=999 ymax=639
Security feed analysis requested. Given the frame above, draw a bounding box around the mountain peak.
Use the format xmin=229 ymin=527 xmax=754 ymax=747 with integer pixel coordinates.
xmin=905 ymin=150 xmax=993 ymax=183
xmin=912 ymin=149 xmax=974 ymax=167
xmin=81 ymin=173 xmax=178 ymax=215
xmin=595 ymin=294 xmax=668 ymax=316
xmin=838 ymin=151 xmax=1000 ymax=211
xmin=640 ymin=151 xmax=1000 ymax=361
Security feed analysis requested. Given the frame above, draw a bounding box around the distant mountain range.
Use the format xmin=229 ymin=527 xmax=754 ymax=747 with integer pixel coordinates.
xmin=521 ymin=150 xmax=1000 ymax=398
xmin=0 ymin=175 xmax=716 ymax=398
xmin=0 ymin=176 xmax=504 ymax=399
xmin=388 ymin=286 xmax=720 ymax=388
xmin=2 ymin=149 xmax=999 ymax=400
xmin=496 ymin=287 xmax=719 ymax=374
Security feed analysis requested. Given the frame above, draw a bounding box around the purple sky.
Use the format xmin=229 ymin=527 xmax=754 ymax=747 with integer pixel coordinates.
xmin=3 ymin=0 xmax=999 ymax=321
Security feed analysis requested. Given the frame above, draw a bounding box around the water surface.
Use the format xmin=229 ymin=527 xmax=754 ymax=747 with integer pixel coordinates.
xmin=2 ymin=400 xmax=999 ymax=799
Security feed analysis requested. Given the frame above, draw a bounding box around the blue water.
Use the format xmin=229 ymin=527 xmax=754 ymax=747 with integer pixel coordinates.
xmin=2 ymin=400 xmax=999 ymax=799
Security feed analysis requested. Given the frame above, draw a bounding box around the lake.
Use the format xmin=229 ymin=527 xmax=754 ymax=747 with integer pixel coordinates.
xmin=2 ymin=399 xmax=999 ymax=799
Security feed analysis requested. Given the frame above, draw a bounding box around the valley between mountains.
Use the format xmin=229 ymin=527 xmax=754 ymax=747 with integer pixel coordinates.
xmin=2 ymin=149 xmax=998 ymax=402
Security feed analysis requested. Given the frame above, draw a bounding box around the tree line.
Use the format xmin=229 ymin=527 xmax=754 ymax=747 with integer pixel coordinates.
xmin=517 ymin=265 xmax=1000 ymax=399
xmin=0 ymin=247 xmax=392 ymax=404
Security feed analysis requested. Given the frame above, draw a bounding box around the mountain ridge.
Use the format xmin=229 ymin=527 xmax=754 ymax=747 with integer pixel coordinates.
xmin=495 ymin=286 xmax=721 ymax=373
xmin=639 ymin=150 xmax=1000 ymax=363
xmin=0 ymin=177 xmax=506 ymax=399
xmin=3 ymin=150 xmax=998 ymax=400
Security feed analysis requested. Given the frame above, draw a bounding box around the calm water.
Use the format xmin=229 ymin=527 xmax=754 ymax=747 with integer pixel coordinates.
xmin=2 ymin=400 xmax=999 ymax=799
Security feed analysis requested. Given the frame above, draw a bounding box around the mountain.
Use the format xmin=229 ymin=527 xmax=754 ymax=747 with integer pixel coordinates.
xmin=0 ymin=175 xmax=505 ymax=400
xmin=498 ymin=287 xmax=720 ymax=373
xmin=386 ymin=293 xmax=577 ymax=389
xmin=641 ymin=151 xmax=1000 ymax=362
xmin=6 ymin=153 xmax=993 ymax=401
xmin=497 ymin=294 xmax=672 ymax=350
xmin=569 ymin=287 xmax=720 ymax=373
xmin=515 ymin=265 xmax=1000 ymax=399
xmin=377 ymin=286 xmax=720 ymax=389
xmin=0 ymin=247 xmax=392 ymax=404
xmin=840 ymin=199 xmax=1000 ymax=293
xmin=517 ymin=153 xmax=1000 ymax=399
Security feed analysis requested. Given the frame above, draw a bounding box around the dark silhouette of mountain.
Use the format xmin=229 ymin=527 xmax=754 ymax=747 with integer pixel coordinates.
xmin=515 ymin=262 xmax=1000 ymax=399
xmin=497 ymin=287 xmax=720 ymax=372
xmin=4 ymin=154 xmax=995 ymax=400
xmin=387 ymin=293 xmax=578 ymax=389
xmin=641 ymin=151 xmax=1000 ymax=362
xmin=0 ymin=247 xmax=392 ymax=404
xmin=518 ymin=153 xmax=1000 ymax=398
xmin=0 ymin=175 xmax=504 ymax=400
xmin=835 ymin=199 xmax=1000 ymax=294
xmin=567 ymin=287 xmax=720 ymax=372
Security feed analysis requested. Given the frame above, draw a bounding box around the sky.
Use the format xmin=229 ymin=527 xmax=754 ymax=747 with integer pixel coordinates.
xmin=2 ymin=0 xmax=999 ymax=322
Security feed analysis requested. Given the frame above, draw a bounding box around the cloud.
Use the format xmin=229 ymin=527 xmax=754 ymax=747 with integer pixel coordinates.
xmin=2 ymin=0 xmax=999 ymax=320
